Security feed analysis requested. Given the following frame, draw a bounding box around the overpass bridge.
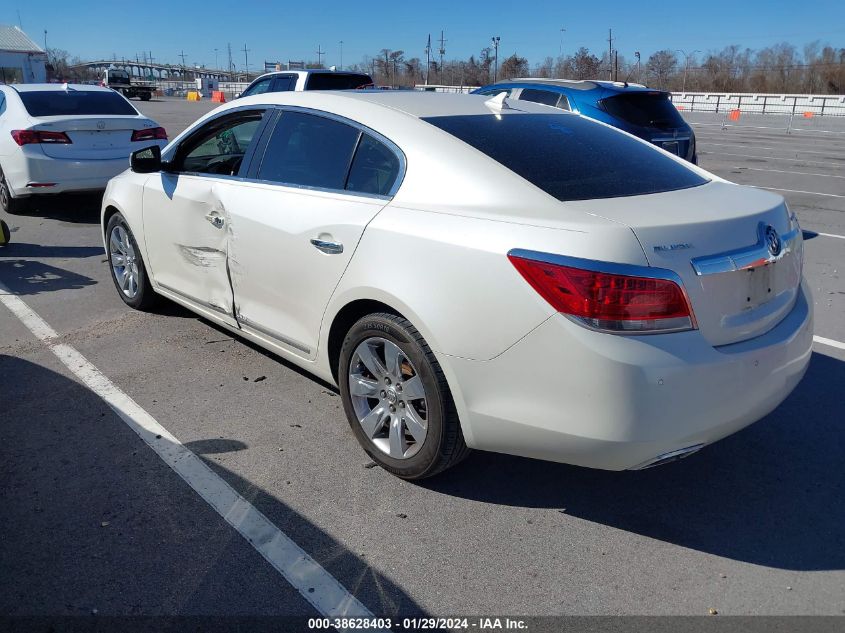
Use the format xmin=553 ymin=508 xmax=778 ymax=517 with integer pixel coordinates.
xmin=70 ymin=60 xmax=252 ymax=81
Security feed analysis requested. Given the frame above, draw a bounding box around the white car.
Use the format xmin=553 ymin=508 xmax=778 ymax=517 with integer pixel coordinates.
xmin=236 ymin=69 xmax=373 ymax=98
xmin=0 ymin=84 xmax=167 ymax=213
xmin=101 ymin=91 xmax=812 ymax=479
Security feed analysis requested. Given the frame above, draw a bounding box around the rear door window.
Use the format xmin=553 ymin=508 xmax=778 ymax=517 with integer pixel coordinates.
xmin=600 ymin=92 xmax=686 ymax=129
xmin=422 ymin=113 xmax=707 ymax=202
xmin=346 ymin=134 xmax=401 ymax=196
xmin=19 ymin=90 xmax=137 ymax=116
xmin=304 ymin=73 xmax=373 ymax=90
xmin=271 ymin=75 xmax=295 ymax=92
xmin=519 ymin=88 xmax=564 ymax=109
xmin=257 ymin=111 xmax=360 ymax=190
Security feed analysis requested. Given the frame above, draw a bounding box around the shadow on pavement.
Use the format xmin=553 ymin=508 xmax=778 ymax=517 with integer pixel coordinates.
xmin=0 ymin=242 xmax=104 ymax=259
xmin=0 ymin=354 xmax=425 ymax=617
xmin=18 ymin=192 xmax=104 ymax=224
xmin=424 ymin=351 xmax=845 ymax=572
xmin=0 ymin=258 xmax=97 ymax=295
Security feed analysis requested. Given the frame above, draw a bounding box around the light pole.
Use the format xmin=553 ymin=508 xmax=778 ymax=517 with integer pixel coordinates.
xmin=214 ymin=48 xmax=219 ymax=70
xmin=491 ymin=36 xmax=500 ymax=82
xmin=559 ymin=27 xmax=565 ymax=57
xmin=676 ymin=49 xmax=700 ymax=92
xmin=339 ymin=40 xmax=343 ymax=70
xmin=634 ymin=51 xmax=641 ymax=83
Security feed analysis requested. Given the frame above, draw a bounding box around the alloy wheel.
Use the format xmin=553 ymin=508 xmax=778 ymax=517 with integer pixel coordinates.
xmin=109 ymin=225 xmax=140 ymax=299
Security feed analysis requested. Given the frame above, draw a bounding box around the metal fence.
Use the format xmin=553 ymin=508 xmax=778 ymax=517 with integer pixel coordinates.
xmin=670 ymin=92 xmax=845 ymax=117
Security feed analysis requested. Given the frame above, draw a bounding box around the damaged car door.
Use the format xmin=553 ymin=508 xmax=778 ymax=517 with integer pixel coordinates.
xmin=141 ymin=109 xmax=270 ymax=326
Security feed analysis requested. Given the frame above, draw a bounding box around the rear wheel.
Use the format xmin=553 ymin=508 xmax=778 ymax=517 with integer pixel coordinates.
xmin=106 ymin=212 xmax=158 ymax=310
xmin=0 ymin=168 xmax=28 ymax=215
xmin=140 ymin=92 xmax=151 ymax=102
xmin=339 ymin=313 xmax=469 ymax=479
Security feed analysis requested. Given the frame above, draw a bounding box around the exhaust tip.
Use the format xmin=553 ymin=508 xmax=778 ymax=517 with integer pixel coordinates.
xmin=629 ymin=443 xmax=705 ymax=470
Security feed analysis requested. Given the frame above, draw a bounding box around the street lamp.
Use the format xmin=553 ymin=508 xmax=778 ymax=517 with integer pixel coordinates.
xmin=491 ymin=36 xmax=500 ymax=82
xmin=339 ymin=40 xmax=343 ymax=71
xmin=676 ymin=49 xmax=700 ymax=93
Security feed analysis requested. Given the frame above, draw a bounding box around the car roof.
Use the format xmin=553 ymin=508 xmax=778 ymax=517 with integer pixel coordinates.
xmin=234 ymin=89 xmax=570 ymax=120
xmin=251 ymin=69 xmax=370 ymax=81
xmin=494 ymin=78 xmax=655 ymax=93
xmin=5 ymin=83 xmax=115 ymax=93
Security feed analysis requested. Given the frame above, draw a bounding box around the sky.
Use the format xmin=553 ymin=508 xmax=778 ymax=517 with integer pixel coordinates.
xmin=5 ymin=0 xmax=845 ymax=71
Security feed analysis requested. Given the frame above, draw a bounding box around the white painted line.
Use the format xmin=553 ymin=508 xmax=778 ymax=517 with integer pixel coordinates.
xmin=0 ymin=286 xmax=381 ymax=630
xmin=752 ymin=186 xmax=845 ymax=199
xmin=733 ymin=166 xmax=845 ymax=180
xmin=815 ymin=232 xmax=845 ymax=240
xmin=691 ymin=122 xmax=845 ymax=135
xmin=699 ymin=151 xmax=840 ymax=168
xmin=814 ymin=336 xmax=845 ymax=351
xmin=698 ymin=141 xmax=835 ymax=156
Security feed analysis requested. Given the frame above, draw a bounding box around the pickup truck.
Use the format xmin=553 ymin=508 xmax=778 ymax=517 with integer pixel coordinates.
xmin=101 ymin=68 xmax=154 ymax=101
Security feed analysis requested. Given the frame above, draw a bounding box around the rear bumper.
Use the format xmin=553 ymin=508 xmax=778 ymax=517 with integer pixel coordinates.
xmin=443 ymin=278 xmax=813 ymax=470
xmin=6 ymin=152 xmax=132 ymax=197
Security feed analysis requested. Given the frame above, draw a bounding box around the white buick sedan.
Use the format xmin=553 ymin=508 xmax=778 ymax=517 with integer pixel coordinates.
xmin=0 ymin=84 xmax=167 ymax=213
xmin=101 ymin=91 xmax=812 ymax=479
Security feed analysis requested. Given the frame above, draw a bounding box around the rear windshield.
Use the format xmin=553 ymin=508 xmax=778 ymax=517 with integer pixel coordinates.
xmin=422 ymin=113 xmax=707 ymax=202
xmin=305 ymin=73 xmax=373 ymax=90
xmin=600 ymin=92 xmax=686 ymax=129
xmin=19 ymin=90 xmax=137 ymax=117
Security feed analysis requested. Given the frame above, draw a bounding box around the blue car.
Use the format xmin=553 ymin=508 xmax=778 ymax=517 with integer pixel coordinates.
xmin=473 ymin=79 xmax=696 ymax=163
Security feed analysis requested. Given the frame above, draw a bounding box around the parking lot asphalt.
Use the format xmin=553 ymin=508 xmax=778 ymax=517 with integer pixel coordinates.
xmin=1 ymin=98 xmax=843 ymax=620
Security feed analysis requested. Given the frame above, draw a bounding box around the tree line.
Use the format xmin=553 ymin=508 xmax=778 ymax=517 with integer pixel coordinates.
xmin=343 ymin=41 xmax=844 ymax=94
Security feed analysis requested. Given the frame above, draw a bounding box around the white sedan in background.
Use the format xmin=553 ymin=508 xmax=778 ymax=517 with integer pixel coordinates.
xmin=0 ymin=84 xmax=167 ymax=213
xmin=101 ymin=91 xmax=812 ymax=479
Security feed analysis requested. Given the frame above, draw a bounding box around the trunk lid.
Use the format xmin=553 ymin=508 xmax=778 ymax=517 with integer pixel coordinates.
xmin=30 ymin=116 xmax=155 ymax=160
xmin=566 ymin=181 xmax=802 ymax=346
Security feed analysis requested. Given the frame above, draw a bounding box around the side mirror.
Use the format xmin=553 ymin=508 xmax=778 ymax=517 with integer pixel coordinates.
xmin=130 ymin=145 xmax=162 ymax=173
xmin=234 ymin=92 xmax=241 ymax=99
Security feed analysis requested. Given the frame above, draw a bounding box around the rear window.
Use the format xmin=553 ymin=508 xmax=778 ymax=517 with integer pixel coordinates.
xmin=422 ymin=113 xmax=707 ymax=202
xmin=600 ymin=92 xmax=686 ymax=129
xmin=305 ymin=73 xmax=373 ymax=90
xmin=19 ymin=90 xmax=137 ymax=117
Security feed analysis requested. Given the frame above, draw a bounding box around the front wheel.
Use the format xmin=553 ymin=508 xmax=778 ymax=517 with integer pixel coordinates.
xmin=339 ymin=313 xmax=469 ymax=479
xmin=105 ymin=212 xmax=158 ymax=310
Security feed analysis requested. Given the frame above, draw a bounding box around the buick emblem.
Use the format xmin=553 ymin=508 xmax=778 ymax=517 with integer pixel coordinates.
xmin=96 ymin=121 xmax=106 ymax=130
xmin=765 ymin=225 xmax=781 ymax=257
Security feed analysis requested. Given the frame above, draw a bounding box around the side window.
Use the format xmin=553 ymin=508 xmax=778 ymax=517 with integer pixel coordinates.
xmin=256 ymin=111 xmax=360 ymax=190
xmin=241 ymin=78 xmax=273 ymax=97
xmin=271 ymin=76 xmax=295 ymax=92
xmin=346 ymin=134 xmax=400 ymax=196
xmin=0 ymin=93 xmax=6 ymax=116
xmin=177 ymin=112 xmax=264 ymax=175
xmin=519 ymin=88 xmax=565 ymax=109
xmin=477 ymin=88 xmax=512 ymax=97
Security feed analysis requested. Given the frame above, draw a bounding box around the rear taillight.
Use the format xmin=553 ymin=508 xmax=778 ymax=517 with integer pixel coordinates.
xmin=508 ymin=251 xmax=695 ymax=334
xmin=131 ymin=127 xmax=168 ymax=142
xmin=11 ymin=130 xmax=72 ymax=146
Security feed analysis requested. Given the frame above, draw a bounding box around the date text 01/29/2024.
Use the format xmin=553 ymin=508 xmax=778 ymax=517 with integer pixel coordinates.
xmin=307 ymin=617 xmax=528 ymax=630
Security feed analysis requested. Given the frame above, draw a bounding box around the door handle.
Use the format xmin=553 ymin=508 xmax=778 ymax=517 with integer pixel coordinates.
xmin=205 ymin=212 xmax=225 ymax=229
xmin=310 ymin=238 xmax=343 ymax=254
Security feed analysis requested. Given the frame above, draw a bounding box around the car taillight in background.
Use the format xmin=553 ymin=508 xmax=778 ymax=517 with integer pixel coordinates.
xmin=508 ymin=250 xmax=696 ymax=334
xmin=11 ymin=130 xmax=72 ymax=146
xmin=131 ymin=127 xmax=168 ymax=142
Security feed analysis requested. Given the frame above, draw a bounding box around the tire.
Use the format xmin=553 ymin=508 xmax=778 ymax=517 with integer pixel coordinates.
xmin=0 ymin=167 xmax=29 ymax=215
xmin=140 ymin=92 xmax=151 ymax=102
xmin=105 ymin=212 xmax=158 ymax=310
xmin=339 ymin=312 xmax=470 ymax=480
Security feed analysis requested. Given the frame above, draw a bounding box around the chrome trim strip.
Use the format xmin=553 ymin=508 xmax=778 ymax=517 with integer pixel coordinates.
xmin=507 ymin=249 xmax=698 ymax=333
xmin=236 ymin=313 xmax=311 ymax=354
xmin=690 ymin=224 xmax=800 ymax=276
xmin=629 ymin=444 xmax=705 ymax=470
xmin=157 ymin=282 xmax=233 ymax=317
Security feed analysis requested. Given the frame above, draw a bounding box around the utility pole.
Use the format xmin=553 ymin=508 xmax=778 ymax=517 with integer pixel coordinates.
xmin=339 ymin=40 xmax=343 ymax=70
xmin=491 ymin=36 xmax=500 ymax=82
xmin=214 ymin=48 xmax=219 ymax=70
xmin=559 ymin=27 xmax=565 ymax=57
xmin=43 ymin=29 xmax=47 ymax=51
xmin=438 ymin=30 xmax=446 ymax=84
xmin=676 ymin=49 xmax=700 ymax=92
xmin=425 ymin=34 xmax=431 ymax=85
xmin=179 ymin=50 xmax=188 ymax=79
xmin=242 ymin=44 xmax=250 ymax=76
xmin=316 ymin=44 xmax=325 ymax=68
xmin=607 ymin=29 xmax=614 ymax=80
xmin=614 ymin=50 xmax=618 ymax=81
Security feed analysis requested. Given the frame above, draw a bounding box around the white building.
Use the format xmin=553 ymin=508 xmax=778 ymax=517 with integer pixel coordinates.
xmin=0 ymin=25 xmax=47 ymax=84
